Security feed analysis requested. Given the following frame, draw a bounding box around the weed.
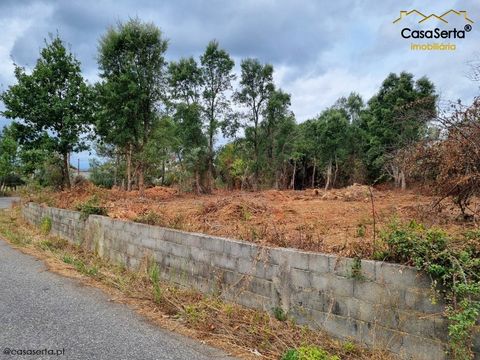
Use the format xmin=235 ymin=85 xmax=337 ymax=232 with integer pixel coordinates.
xmin=342 ymin=341 xmax=356 ymax=353
xmin=356 ymin=223 xmax=366 ymax=238
xmin=350 ymin=257 xmax=364 ymax=280
xmin=148 ymin=261 xmax=162 ymax=303
xmin=40 ymin=216 xmax=52 ymax=234
xmin=63 ymin=254 xmax=74 ymax=264
xmin=281 ymin=345 xmax=340 ymax=360
xmin=272 ymin=306 xmax=288 ymax=322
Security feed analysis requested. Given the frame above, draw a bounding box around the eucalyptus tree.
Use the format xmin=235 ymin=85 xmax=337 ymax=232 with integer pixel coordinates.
xmin=1 ymin=35 xmax=92 ymax=188
xmin=260 ymin=88 xmax=296 ymax=188
xmin=200 ymin=40 xmax=235 ymax=193
xmin=362 ymin=72 xmax=437 ymax=185
xmin=168 ymin=57 xmax=207 ymax=193
xmin=235 ymin=58 xmax=274 ymax=190
xmin=96 ymin=18 xmax=168 ymax=194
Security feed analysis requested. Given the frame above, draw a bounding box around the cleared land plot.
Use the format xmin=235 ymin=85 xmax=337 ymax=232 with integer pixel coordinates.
xmin=30 ymin=183 xmax=478 ymax=258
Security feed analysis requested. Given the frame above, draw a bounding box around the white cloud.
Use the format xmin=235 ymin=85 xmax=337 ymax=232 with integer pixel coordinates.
xmin=275 ymin=66 xmax=379 ymax=121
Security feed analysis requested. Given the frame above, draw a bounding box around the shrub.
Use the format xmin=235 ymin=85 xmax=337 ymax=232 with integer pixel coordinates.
xmin=281 ymin=346 xmax=340 ymax=360
xmin=75 ymin=195 xmax=107 ymax=220
xmin=40 ymin=216 xmax=52 ymax=234
xmin=381 ymin=221 xmax=480 ymax=359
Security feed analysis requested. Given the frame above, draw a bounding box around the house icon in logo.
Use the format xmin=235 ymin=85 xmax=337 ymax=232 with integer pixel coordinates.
xmin=393 ymin=10 xmax=474 ymax=24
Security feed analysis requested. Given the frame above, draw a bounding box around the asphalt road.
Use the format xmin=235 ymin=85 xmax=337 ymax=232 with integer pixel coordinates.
xmin=0 ymin=197 xmax=235 ymax=360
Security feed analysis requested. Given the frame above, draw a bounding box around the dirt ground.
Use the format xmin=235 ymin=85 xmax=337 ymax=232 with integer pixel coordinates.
xmin=31 ymin=183 xmax=479 ymax=258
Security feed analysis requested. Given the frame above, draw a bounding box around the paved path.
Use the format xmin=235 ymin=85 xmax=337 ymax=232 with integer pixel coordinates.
xmin=0 ymin=198 xmax=235 ymax=360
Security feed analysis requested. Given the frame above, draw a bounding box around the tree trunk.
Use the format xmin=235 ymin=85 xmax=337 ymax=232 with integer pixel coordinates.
xmin=324 ymin=160 xmax=332 ymax=191
xmin=138 ymin=162 xmax=145 ymax=196
xmin=205 ymin=129 xmax=214 ymax=194
xmin=400 ymin=170 xmax=406 ymax=190
xmin=290 ymin=159 xmax=296 ymax=190
xmin=194 ymin=169 xmax=201 ymax=195
xmin=333 ymin=158 xmax=339 ymax=188
xmin=63 ymin=153 xmax=71 ymax=189
xmin=312 ymin=158 xmax=316 ymax=188
xmin=126 ymin=145 xmax=132 ymax=191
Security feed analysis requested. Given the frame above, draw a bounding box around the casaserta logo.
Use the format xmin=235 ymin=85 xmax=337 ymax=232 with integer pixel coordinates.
xmin=393 ymin=9 xmax=474 ymax=50
xmin=393 ymin=10 xmax=473 ymax=24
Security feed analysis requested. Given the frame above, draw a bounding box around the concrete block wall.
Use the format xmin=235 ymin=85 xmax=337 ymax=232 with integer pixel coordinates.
xmin=22 ymin=203 xmax=480 ymax=360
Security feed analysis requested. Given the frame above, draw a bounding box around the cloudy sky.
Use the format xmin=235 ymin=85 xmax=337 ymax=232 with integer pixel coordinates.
xmin=0 ymin=0 xmax=479 ymax=166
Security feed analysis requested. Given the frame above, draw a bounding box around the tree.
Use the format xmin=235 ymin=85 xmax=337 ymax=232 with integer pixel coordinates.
xmin=168 ymin=57 xmax=207 ymax=193
xmin=362 ymin=72 xmax=437 ymax=186
xmin=96 ymin=18 xmax=168 ymax=194
xmin=1 ymin=35 xmax=92 ymax=188
xmin=314 ymin=109 xmax=351 ymax=190
xmin=0 ymin=125 xmax=19 ymax=190
xmin=200 ymin=40 xmax=235 ymax=193
xmin=235 ymin=58 xmax=274 ymax=190
xmin=261 ymin=89 xmax=296 ymax=188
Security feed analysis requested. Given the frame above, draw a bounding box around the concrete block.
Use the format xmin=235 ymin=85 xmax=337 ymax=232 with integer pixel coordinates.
xmin=328 ymin=275 xmax=355 ymax=297
xmin=359 ymin=322 xmax=404 ymax=355
xmin=291 ymin=268 xmax=312 ymax=289
xmin=211 ymin=252 xmax=238 ymax=271
xmin=398 ymin=310 xmax=436 ymax=339
xmin=404 ymin=288 xmax=444 ymax=313
xmin=354 ymin=280 xmax=404 ymax=306
xmin=322 ymin=313 xmax=361 ymax=340
xmin=329 ymin=256 xmax=354 ymax=277
xmin=401 ymin=334 xmax=446 ymax=360
xmin=308 ymin=253 xmax=331 ymax=274
xmin=190 ymin=248 xmax=212 ymax=264
xmin=360 ymin=259 xmax=376 ymax=281
xmin=203 ymin=236 xmax=225 ymax=253
xmin=268 ymin=247 xmax=309 ymax=270
xmin=223 ymin=239 xmax=255 ymax=258
xmin=169 ymin=242 xmax=190 ymax=258
xmin=375 ymin=262 xmax=431 ymax=289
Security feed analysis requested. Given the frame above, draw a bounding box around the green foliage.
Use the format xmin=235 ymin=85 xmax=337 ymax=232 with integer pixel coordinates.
xmin=200 ymin=40 xmax=236 ymax=192
xmin=350 ymin=257 xmax=364 ymax=280
xmin=62 ymin=255 xmax=98 ymax=276
xmin=75 ymin=196 xmax=107 ymax=220
xmin=361 ymin=72 xmax=436 ymax=180
xmin=96 ymin=18 xmax=168 ymax=192
xmin=89 ymin=159 xmax=116 ymax=188
xmin=235 ymin=58 xmax=274 ymax=189
xmin=272 ymin=307 xmax=287 ymax=321
xmin=1 ymin=35 xmax=92 ymax=189
xmin=381 ymin=221 xmax=480 ymax=359
xmin=281 ymin=346 xmax=340 ymax=360
xmin=40 ymin=216 xmax=52 ymax=234
xmin=0 ymin=125 xmax=19 ymax=184
xmin=148 ymin=261 xmax=162 ymax=303
xmin=342 ymin=341 xmax=356 ymax=353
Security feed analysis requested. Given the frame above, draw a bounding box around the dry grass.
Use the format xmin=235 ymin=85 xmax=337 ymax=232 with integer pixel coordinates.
xmin=23 ymin=182 xmax=479 ymax=258
xmin=0 ymin=207 xmax=392 ymax=360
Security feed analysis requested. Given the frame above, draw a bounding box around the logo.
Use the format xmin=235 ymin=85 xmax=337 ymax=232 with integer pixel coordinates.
xmin=393 ymin=10 xmax=474 ymax=24
xmin=393 ymin=9 xmax=474 ymax=51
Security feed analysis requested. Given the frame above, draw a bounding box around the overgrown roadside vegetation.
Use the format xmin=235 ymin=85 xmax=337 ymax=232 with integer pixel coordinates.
xmin=375 ymin=221 xmax=480 ymax=360
xmin=0 ymin=207 xmax=391 ymax=360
